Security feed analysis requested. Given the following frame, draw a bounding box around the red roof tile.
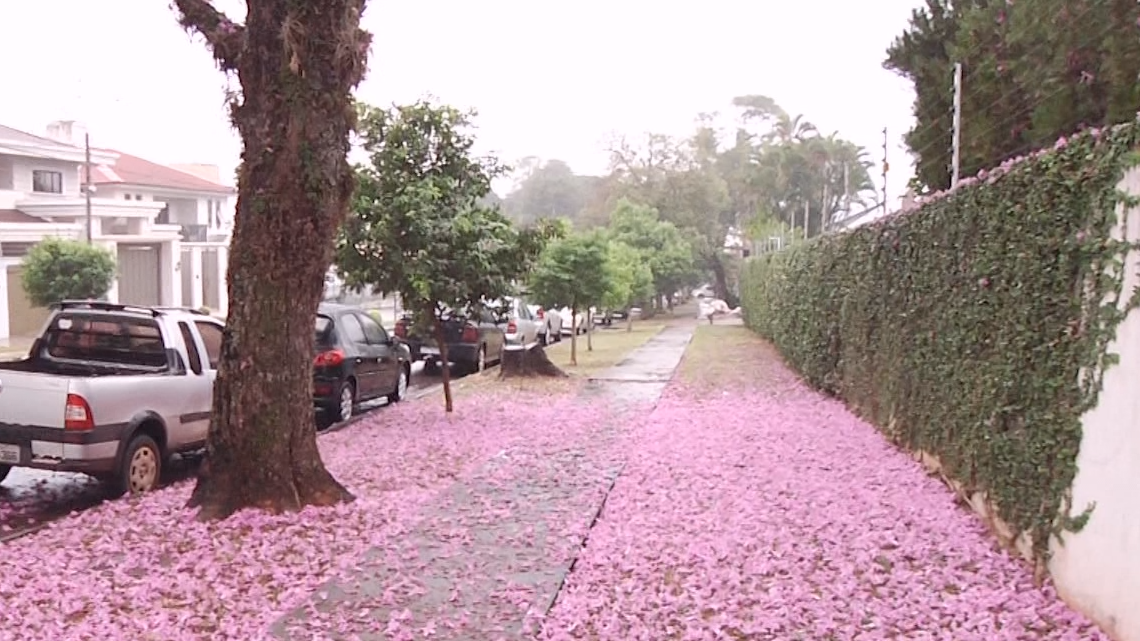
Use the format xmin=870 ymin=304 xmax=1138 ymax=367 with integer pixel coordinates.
xmin=92 ymin=150 xmax=235 ymax=195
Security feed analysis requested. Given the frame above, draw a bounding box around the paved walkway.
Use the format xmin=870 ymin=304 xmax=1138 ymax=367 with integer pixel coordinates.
xmin=272 ymin=326 xmax=694 ymax=640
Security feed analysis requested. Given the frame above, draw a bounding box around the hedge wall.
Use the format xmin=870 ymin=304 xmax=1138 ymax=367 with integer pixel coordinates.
xmin=741 ymin=122 xmax=1140 ymax=563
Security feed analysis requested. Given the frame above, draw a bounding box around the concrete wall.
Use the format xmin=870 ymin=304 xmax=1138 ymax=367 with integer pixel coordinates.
xmin=1048 ymin=167 xmax=1140 ymax=641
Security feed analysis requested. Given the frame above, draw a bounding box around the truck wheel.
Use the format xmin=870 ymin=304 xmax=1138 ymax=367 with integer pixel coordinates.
xmin=111 ymin=435 xmax=163 ymax=497
xmin=0 ymin=464 xmax=10 ymax=484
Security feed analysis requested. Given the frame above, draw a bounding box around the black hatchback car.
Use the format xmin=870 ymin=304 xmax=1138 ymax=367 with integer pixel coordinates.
xmin=312 ymin=303 xmax=412 ymax=425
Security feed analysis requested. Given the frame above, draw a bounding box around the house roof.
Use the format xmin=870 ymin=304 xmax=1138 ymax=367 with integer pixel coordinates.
xmin=0 ymin=209 xmax=48 ymax=224
xmin=91 ymin=150 xmax=235 ymax=195
xmin=0 ymin=124 xmax=82 ymax=151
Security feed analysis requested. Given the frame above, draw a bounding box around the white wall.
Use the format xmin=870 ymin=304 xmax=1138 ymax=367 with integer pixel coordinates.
xmin=3 ymin=155 xmax=81 ymax=197
xmin=1049 ymin=167 xmax=1140 ymax=641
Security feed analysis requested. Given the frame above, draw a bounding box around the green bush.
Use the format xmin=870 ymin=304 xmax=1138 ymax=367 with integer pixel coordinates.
xmin=741 ymin=123 xmax=1140 ymax=562
xmin=21 ymin=237 xmax=117 ymax=307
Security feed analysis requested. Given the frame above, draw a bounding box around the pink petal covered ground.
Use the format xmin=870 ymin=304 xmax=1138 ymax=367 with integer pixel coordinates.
xmin=539 ymin=375 xmax=1107 ymax=641
xmin=0 ymin=390 xmax=605 ymax=641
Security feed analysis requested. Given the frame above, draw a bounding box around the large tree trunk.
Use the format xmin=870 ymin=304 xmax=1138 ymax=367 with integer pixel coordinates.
xmin=175 ymin=0 xmax=369 ymax=520
xmin=709 ymin=253 xmax=730 ymax=301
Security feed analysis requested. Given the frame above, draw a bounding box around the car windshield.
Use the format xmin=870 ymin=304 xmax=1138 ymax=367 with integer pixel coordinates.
xmin=315 ymin=315 xmax=335 ymax=347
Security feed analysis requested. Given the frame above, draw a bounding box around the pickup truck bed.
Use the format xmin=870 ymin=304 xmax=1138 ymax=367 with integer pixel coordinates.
xmin=0 ymin=301 xmax=225 ymax=496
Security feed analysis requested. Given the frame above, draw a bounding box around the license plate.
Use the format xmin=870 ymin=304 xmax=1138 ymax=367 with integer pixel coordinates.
xmin=421 ymin=347 xmax=440 ymax=355
xmin=0 ymin=444 xmax=20 ymax=464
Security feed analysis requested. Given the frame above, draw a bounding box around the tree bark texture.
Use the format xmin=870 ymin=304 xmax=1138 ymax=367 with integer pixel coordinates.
xmin=499 ymin=345 xmax=568 ymax=379
xmin=175 ymin=0 xmax=370 ymax=520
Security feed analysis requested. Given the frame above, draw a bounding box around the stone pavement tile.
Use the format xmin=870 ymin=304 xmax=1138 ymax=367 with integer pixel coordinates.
xmin=271 ymin=325 xmax=694 ymax=640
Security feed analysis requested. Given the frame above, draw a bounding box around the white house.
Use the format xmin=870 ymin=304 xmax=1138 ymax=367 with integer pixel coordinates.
xmin=0 ymin=120 xmax=234 ymax=341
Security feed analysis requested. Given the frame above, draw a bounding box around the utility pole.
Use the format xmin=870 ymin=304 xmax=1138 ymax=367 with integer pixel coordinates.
xmin=821 ymin=182 xmax=829 ymax=234
xmin=951 ymin=62 xmax=963 ymax=188
xmin=881 ymin=127 xmax=889 ymax=213
xmin=84 ymin=132 xmax=93 ymax=244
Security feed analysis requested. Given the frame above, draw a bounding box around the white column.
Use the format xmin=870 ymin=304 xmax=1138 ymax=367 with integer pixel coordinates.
xmin=189 ymin=246 xmax=204 ymax=309
xmin=165 ymin=240 xmax=182 ymax=307
xmin=0 ymin=262 xmax=10 ymax=341
xmin=216 ymin=245 xmax=229 ymax=316
xmin=103 ymin=241 xmax=120 ymax=303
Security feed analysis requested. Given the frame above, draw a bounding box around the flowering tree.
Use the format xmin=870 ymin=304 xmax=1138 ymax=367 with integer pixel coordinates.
xmin=171 ymin=0 xmax=370 ymax=519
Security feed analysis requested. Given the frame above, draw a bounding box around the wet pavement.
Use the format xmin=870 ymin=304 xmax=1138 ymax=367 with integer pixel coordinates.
xmin=272 ymin=324 xmax=695 ymax=640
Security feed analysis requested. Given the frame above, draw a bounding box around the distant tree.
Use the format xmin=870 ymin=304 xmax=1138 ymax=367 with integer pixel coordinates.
xmin=336 ymin=100 xmax=533 ymax=412
xmin=602 ymin=241 xmax=654 ymax=331
xmin=528 ymin=233 xmax=612 ymax=365
xmin=884 ymin=0 xmax=1140 ymax=191
xmin=21 ymin=237 xmax=116 ymax=307
xmin=606 ymin=199 xmax=697 ymax=308
xmin=501 ymin=158 xmax=599 ymax=224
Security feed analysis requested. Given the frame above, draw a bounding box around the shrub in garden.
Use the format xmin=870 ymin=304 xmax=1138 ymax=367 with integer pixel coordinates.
xmin=21 ymin=237 xmax=116 ymax=307
xmin=740 ymin=122 xmax=1140 ymax=563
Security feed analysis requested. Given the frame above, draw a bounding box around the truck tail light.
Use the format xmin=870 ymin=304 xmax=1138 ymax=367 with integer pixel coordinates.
xmin=507 ymin=320 xmax=517 ymax=334
xmin=461 ymin=325 xmax=478 ymax=343
xmin=314 ymin=349 xmax=345 ymax=367
xmin=64 ymin=394 xmax=94 ymax=432
xmin=394 ymin=319 xmax=408 ymax=338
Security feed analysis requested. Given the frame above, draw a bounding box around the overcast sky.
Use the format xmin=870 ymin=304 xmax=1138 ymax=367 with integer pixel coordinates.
xmin=1 ymin=0 xmax=921 ymax=205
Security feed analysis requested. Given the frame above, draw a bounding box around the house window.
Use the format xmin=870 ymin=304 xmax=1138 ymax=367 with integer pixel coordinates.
xmin=32 ymin=170 xmax=63 ymax=194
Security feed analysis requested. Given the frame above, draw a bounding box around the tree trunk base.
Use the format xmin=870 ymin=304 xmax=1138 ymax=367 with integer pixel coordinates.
xmin=187 ymin=455 xmax=355 ymax=521
xmin=499 ymin=344 xmax=568 ymax=379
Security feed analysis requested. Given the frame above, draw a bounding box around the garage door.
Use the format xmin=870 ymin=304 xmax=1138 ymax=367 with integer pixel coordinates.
xmin=6 ymin=266 xmax=51 ymax=338
xmin=117 ymin=244 xmax=161 ymax=306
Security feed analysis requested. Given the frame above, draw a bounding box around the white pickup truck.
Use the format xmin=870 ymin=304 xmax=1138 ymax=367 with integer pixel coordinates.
xmin=0 ymin=301 xmax=225 ymax=496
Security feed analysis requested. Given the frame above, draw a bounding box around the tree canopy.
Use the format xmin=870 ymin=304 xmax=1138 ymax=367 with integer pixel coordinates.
xmin=885 ymin=0 xmax=1140 ymax=191
xmin=336 ymin=100 xmax=542 ymax=411
xmin=527 ymin=232 xmax=612 ymax=365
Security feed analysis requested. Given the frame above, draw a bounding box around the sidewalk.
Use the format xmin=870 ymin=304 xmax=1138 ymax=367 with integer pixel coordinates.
xmin=538 ymin=325 xmax=1108 ymax=640
xmin=273 ymin=326 xmax=695 ymax=640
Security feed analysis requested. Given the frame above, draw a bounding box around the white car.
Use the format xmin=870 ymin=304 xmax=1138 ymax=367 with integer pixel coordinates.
xmin=528 ymin=305 xmax=563 ymax=345
xmin=557 ymin=307 xmax=587 ymax=335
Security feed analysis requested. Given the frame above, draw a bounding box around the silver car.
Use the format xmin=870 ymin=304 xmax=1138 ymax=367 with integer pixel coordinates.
xmin=492 ymin=297 xmax=542 ymax=346
xmin=0 ymin=301 xmax=223 ymax=496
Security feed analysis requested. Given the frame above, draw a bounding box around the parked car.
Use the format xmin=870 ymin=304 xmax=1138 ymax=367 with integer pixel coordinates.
xmin=395 ymin=306 xmax=505 ymax=375
xmin=494 ymin=296 xmax=542 ymax=346
xmin=527 ymin=304 xmax=563 ymax=345
xmin=313 ymin=303 xmax=412 ymax=425
xmin=557 ymin=307 xmax=587 ymax=335
xmin=0 ymin=300 xmax=225 ymax=496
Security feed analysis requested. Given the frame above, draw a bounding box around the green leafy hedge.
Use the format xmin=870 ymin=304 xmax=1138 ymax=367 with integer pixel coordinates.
xmin=741 ymin=122 xmax=1140 ymax=563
